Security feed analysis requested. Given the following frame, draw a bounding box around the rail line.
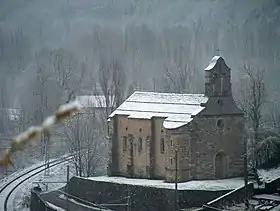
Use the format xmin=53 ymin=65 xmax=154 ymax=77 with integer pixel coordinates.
xmin=0 ymin=155 xmax=72 ymax=211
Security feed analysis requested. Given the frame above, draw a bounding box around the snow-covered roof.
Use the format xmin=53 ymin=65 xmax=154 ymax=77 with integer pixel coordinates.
xmin=76 ymin=95 xmax=115 ymax=108
xmin=257 ymin=165 xmax=280 ymax=183
xmin=204 ymin=56 xmax=229 ymax=71
xmin=109 ymin=91 xmax=208 ymax=129
xmin=81 ymin=176 xmax=245 ymax=191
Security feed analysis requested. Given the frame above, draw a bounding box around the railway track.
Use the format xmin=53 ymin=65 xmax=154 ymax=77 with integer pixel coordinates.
xmin=0 ymin=155 xmax=72 ymax=211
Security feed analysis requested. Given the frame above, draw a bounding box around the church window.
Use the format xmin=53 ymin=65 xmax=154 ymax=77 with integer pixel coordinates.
xmin=138 ymin=137 xmax=143 ymax=152
xmin=170 ymin=158 xmax=173 ymax=165
xmin=170 ymin=139 xmax=173 ymax=147
xmin=160 ymin=138 xmax=165 ymax=154
xmin=217 ymin=119 xmax=224 ymax=128
xmin=123 ymin=136 xmax=127 ymax=151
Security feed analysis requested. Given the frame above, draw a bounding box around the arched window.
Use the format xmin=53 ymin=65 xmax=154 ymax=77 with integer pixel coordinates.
xmin=123 ymin=136 xmax=127 ymax=151
xmin=138 ymin=137 xmax=143 ymax=152
xmin=160 ymin=138 xmax=165 ymax=154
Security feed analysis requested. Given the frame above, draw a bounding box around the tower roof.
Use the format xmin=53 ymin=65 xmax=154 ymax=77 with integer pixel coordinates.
xmin=204 ymin=56 xmax=230 ymax=72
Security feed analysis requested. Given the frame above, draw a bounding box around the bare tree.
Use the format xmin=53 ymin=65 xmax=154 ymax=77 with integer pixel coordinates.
xmin=239 ymin=64 xmax=266 ymax=168
xmin=97 ymin=58 xmax=115 ymax=121
xmin=0 ymin=78 xmax=11 ymax=135
xmin=49 ymin=48 xmax=85 ymax=103
xmin=18 ymin=48 xmax=86 ymax=158
xmin=63 ymin=108 xmax=106 ymax=177
xmin=97 ymin=57 xmax=126 ymax=121
xmin=112 ymin=59 xmax=126 ymax=107
xmin=0 ymin=28 xmax=29 ymax=74
xmin=162 ymin=45 xmax=196 ymax=93
xmin=0 ymin=28 xmax=29 ymax=137
xmin=269 ymin=103 xmax=280 ymax=134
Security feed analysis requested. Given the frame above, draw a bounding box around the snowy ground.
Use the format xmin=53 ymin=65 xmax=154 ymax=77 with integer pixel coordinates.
xmin=2 ymin=161 xmax=75 ymax=211
xmin=225 ymin=199 xmax=280 ymax=211
xmin=82 ymin=176 xmax=245 ymax=191
xmin=225 ymin=199 xmax=258 ymax=211
xmin=0 ymin=133 xmax=69 ymax=180
xmin=257 ymin=165 xmax=280 ymax=183
xmin=12 ymin=162 xmax=75 ymax=211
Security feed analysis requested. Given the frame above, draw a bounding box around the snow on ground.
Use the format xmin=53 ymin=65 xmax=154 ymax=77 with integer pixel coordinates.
xmin=225 ymin=198 xmax=280 ymax=211
xmin=0 ymin=133 xmax=69 ymax=181
xmin=0 ymin=152 xmax=70 ymax=188
xmin=11 ymin=162 xmax=75 ymax=211
xmin=225 ymin=199 xmax=259 ymax=210
xmin=46 ymin=202 xmax=65 ymax=211
xmin=257 ymin=165 xmax=280 ymax=183
xmin=270 ymin=204 xmax=280 ymax=211
xmin=82 ymin=176 xmax=245 ymax=191
xmin=0 ymin=158 xmax=54 ymax=187
xmin=58 ymin=193 xmax=102 ymax=210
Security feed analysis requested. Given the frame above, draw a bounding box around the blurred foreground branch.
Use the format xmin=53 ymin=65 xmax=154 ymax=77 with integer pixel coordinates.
xmin=0 ymin=100 xmax=82 ymax=169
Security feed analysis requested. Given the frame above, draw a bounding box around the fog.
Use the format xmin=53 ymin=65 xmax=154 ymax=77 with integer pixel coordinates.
xmin=0 ymin=0 xmax=280 ymax=166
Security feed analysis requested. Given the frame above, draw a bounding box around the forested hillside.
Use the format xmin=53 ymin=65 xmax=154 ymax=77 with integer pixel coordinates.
xmin=0 ymin=0 xmax=280 ymax=171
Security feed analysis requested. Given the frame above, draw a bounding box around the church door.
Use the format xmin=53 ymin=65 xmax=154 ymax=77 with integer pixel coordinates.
xmin=215 ymin=151 xmax=227 ymax=179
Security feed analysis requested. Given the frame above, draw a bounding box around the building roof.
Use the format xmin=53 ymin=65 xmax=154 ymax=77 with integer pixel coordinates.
xmin=109 ymin=91 xmax=208 ymax=129
xmin=204 ymin=56 xmax=230 ymax=71
xmin=76 ymin=95 xmax=115 ymax=108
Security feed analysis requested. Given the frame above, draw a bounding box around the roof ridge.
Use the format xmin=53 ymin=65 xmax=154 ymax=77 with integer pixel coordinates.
xmin=126 ymin=100 xmax=205 ymax=106
xmin=117 ymin=108 xmax=193 ymax=115
xmin=133 ymin=91 xmax=205 ymax=96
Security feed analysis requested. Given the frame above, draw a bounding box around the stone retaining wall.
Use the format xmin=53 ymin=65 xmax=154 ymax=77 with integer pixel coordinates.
xmin=30 ymin=188 xmax=56 ymax=211
xmin=67 ymin=176 xmax=229 ymax=211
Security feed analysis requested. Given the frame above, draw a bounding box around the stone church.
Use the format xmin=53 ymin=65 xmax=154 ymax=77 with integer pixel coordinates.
xmin=107 ymin=56 xmax=245 ymax=182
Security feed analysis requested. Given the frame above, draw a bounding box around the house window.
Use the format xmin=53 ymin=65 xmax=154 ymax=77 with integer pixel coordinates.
xmin=123 ymin=136 xmax=127 ymax=151
xmin=138 ymin=137 xmax=143 ymax=152
xmin=160 ymin=138 xmax=165 ymax=154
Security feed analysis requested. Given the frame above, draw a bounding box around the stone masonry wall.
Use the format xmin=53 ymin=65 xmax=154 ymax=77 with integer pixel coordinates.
xmin=165 ymin=129 xmax=192 ymax=182
xmin=118 ymin=117 xmax=152 ymax=178
xmin=190 ymin=115 xmax=244 ymax=180
xmin=67 ymin=176 xmax=229 ymax=211
xmin=30 ymin=189 xmax=56 ymax=211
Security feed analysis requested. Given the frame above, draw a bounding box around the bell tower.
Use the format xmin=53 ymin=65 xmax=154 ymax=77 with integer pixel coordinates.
xmin=204 ymin=56 xmax=232 ymax=97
